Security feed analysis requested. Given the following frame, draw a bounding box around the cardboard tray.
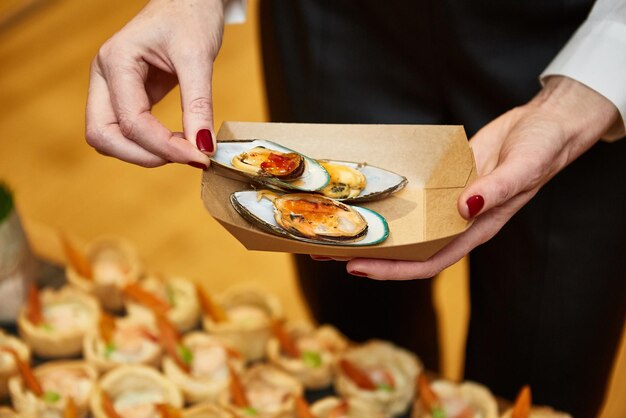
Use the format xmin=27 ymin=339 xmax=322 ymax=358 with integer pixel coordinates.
xmin=201 ymin=122 xmax=476 ymax=262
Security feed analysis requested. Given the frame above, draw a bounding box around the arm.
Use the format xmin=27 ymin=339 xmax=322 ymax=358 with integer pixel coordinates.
xmin=541 ymin=0 xmax=626 ymax=141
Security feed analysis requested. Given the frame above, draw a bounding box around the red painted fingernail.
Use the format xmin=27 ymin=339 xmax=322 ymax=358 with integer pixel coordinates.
xmin=188 ymin=161 xmax=208 ymax=170
xmin=466 ymin=195 xmax=484 ymax=218
xmin=349 ymin=270 xmax=368 ymax=277
xmin=196 ymin=129 xmax=214 ymax=153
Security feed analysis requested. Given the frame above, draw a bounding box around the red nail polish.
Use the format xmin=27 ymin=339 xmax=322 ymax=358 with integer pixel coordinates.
xmin=188 ymin=161 xmax=208 ymax=170
xmin=466 ymin=195 xmax=484 ymax=218
xmin=349 ymin=270 xmax=368 ymax=277
xmin=196 ymin=129 xmax=214 ymax=153
xmin=311 ymin=256 xmax=332 ymax=261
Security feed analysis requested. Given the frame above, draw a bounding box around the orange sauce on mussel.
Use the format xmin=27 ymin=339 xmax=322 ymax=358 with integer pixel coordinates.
xmin=282 ymin=199 xmax=345 ymax=219
xmin=260 ymin=152 xmax=301 ymax=177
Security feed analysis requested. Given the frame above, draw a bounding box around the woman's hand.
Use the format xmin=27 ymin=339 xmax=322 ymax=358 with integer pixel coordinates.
xmin=317 ymin=76 xmax=621 ymax=280
xmin=85 ymin=0 xmax=225 ymax=168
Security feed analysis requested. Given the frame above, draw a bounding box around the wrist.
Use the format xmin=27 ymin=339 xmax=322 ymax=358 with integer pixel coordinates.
xmin=530 ymin=76 xmax=620 ymax=147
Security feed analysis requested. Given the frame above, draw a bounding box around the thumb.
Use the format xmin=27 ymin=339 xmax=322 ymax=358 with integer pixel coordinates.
xmin=458 ymin=146 xmax=543 ymax=220
xmin=177 ymin=57 xmax=217 ymax=156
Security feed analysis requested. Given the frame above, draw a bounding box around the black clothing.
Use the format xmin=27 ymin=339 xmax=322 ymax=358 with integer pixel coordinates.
xmin=260 ymin=1 xmax=626 ymax=416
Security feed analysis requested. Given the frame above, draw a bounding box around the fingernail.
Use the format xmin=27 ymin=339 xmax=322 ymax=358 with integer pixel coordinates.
xmin=349 ymin=270 xmax=368 ymax=277
xmin=196 ymin=129 xmax=214 ymax=154
xmin=466 ymin=195 xmax=484 ymax=218
xmin=311 ymin=256 xmax=332 ymax=261
xmin=188 ymin=161 xmax=208 ymax=170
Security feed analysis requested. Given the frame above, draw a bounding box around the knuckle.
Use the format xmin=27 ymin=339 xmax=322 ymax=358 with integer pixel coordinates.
xmin=186 ymin=96 xmax=213 ymax=116
xmin=117 ymin=113 xmax=137 ymax=139
xmin=96 ymin=40 xmax=116 ymax=65
xmin=85 ymin=125 xmax=104 ymax=149
xmin=492 ymin=178 xmax=513 ymax=203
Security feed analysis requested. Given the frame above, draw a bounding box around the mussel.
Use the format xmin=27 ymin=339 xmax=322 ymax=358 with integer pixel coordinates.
xmin=317 ymin=160 xmax=408 ymax=203
xmin=211 ymin=140 xmax=329 ymax=192
xmin=264 ymin=191 xmax=368 ymax=242
xmin=318 ymin=161 xmax=367 ymax=200
xmin=232 ymin=146 xmax=305 ymax=180
xmin=230 ymin=190 xmax=389 ymax=246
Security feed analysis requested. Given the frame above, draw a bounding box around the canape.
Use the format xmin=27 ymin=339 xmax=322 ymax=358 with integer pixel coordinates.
xmin=18 ymin=285 xmax=100 ymax=358
xmin=310 ymin=396 xmax=385 ymax=418
xmin=83 ymin=313 xmax=162 ymax=372
xmin=124 ymin=275 xmax=201 ymax=333
xmin=500 ymin=386 xmax=572 ymax=418
xmin=0 ymin=329 xmax=30 ymax=399
xmin=64 ymin=235 xmax=142 ymax=312
xmin=267 ymin=321 xmax=348 ymax=389
xmin=201 ymin=284 xmax=283 ymax=362
xmin=183 ymin=403 xmax=232 ymax=418
xmin=163 ymin=331 xmax=245 ymax=404
xmin=335 ymin=340 xmax=422 ymax=417
xmin=412 ymin=375 xmax=498 ymax=418
xmin=220 ymin=364 xmax=303 ymax=418
xmin=90 ymin=365 xmax=183 ymax=418
xmin=8 ymin=359 xmax=97 ymax=418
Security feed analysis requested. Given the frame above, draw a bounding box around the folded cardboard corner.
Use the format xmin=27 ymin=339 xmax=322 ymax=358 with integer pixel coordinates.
xmin=201 ymin=122 xmax=476 ymax=262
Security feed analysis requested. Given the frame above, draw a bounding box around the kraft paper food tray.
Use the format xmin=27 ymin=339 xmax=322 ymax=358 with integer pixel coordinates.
xmin=201 ymin=122 xmax=476 ymax=262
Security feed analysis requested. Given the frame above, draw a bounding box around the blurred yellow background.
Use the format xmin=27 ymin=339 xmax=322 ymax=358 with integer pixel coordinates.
xmin=0 ymin=0 xmax=623 ymax=415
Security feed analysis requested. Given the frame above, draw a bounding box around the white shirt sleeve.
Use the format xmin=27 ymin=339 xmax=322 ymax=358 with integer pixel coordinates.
xmin=223 ymin=0 xmax=248 ymax=24
xmin=541 ymin=0 xmax=626 ymax=140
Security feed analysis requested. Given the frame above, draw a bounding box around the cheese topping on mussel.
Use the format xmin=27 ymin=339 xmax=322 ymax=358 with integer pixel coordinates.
xmin=319 ymin=161 xmax=366 ymax=200
xmin=232 ymin=146 xmax=305 ymax=180
xmin=259 ymin=191 xmax=368 ymax=242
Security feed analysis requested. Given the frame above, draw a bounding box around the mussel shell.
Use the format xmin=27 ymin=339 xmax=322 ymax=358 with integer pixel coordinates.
xmin=211 ymin=140 xmax=330 ymax=192
xmin=230 ymin=191 xmax=389 ymax=246
xmin=318 ymin=160 xmax=408 ymax=203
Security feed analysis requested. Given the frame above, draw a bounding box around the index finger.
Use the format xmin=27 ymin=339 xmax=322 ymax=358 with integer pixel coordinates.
xmin=102 ymin=59 xmax=209 ymax=166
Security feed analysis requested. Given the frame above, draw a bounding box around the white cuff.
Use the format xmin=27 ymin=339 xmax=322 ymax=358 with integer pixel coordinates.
xmin=224 ymin=0 xmax=247 ymax=24
xmin=541 ymin=18 xmax=626 ymax=140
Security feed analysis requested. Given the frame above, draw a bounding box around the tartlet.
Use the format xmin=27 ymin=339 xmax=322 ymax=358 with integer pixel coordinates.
xmin=221 ymin=364 xmax=303 ymax=418
xmin=267 ymin=322 xmax=348 ymax=389
xmin=202 ymin=284 xmax=283 ymax=362
xmin=163 ymin=331 xmax=245 ymax=404
xmin=65 ymin=236 xmax=142 ymax=312
xmin=83 ymin=313 xmax=161 ymax=372
xmin=183 ymin=403 xmax=233 ymax=418
xmin=90 ymin=365 xmax=183 ymax=418
xmin=18 ymin=286 xmax=100 ymax=358
xmin=0 ymin=329 xmax=30 ymax=399
xmin=412 ymin=377 xmax=498 ymax=418
xmin=310 ymin=396 xmax=385 ymax=418
xmin=335 ymin=340 xmax=422 ymax=417
xmin=125 ymin=275 xmax=201 ymax=333
xmin=8 ymin=360 xmax=97 ymax=418
xmin=500 ymin=386 xmax=572 ymax=418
